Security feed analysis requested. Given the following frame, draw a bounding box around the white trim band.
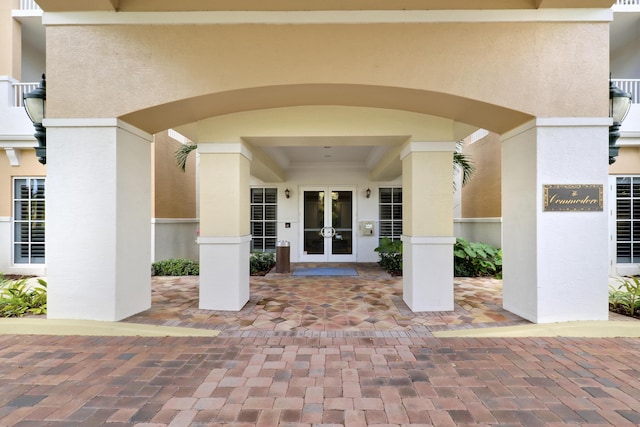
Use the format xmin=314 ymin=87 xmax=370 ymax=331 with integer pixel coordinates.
xmin=401 ymin=235 xmax=456 ymax=245
xmin=501 ymin=117 xmax=612 ymax=141
xmin=400 ymin=141 xmax=457 ymax=160
xmin=0 ymin=217 xmax=10 ymax=222
xmin=197 ymin=235 xmax=252 ymax=245
xmin=42 ymin=118 xmax=153 ymax=141
xmin=454 ymin=217 xmax=502 ymax=223
xmin=198 ymin=142 xmax=253 ymax=161
xmin=152 ymin=218 xmax=199 ymax=224
xmin=42 ymin=9 xmax=613 ymax=26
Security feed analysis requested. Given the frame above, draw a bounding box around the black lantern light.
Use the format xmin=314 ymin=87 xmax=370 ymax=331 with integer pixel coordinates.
xmin=609 ymin=78 xmax=632 ymax=165
xmin=23 ymin=74 xmax=47 ymax=165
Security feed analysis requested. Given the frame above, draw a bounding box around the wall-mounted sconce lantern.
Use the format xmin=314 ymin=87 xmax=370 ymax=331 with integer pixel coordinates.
xmin=365 ymin=188 xmax=371 ymax=199
xmin=23 ymin=74 xmax=47 ymax=165
xmin=609 ymin=78 xmax=632 ymax=165
xmin=285 ymin=188 xmax=291 ymax=199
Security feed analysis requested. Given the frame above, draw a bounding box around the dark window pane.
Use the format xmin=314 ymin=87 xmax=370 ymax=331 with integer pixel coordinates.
xmin=380 ymin=205 xmax=392 ymax=220
xmin=392 ymin=188 xmax=403 ymax=203
xmin=251 ymin=188 xmax=264 ymax=204
xmin=265 ymin=238 xmax=276 ymax=251
xmin=618 ymin=200 xmax=631 ymax=219
xmin=618 ymin=221 xmax=631 ymax=241
xmin=264 ymin=188 xmax=277 ymax=203
xmin=251 ymin=222 xmax=264 ymax=237
xmin=379 ymin=188 xmax=392 ymax=203
xmin=379 ymin=221 xmax=392 ymax=237
xmin=392 ymin=205 xmax=402 ymax=220
xmin=265 ymin=222 xmax=277 ymax=237
xmin=265 ymin=205 xmax=277 ymax=221
xmin=618 ymin=243 xmax=632 ymax=263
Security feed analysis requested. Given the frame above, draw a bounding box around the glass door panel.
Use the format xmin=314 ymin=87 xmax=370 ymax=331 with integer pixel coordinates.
xmin=331 ymin=191 xmax=353 ymax=256
xmin=303 ymin=190 xmax=325 ymax=255
xmin=301 ymin=187 xmax=356 ymax=262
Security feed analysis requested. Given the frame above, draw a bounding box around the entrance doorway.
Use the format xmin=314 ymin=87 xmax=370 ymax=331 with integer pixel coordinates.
xmin=300 ymin=187 xmax=356 ymax=262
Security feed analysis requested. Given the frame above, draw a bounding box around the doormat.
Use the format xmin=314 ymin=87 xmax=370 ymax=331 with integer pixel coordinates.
xmin=291 ymin=267 xmax=358 ymax=277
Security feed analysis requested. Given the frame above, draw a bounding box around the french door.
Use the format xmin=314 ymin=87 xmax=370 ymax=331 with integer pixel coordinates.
xmin=300 ymin=187 xmax=356 ymax=262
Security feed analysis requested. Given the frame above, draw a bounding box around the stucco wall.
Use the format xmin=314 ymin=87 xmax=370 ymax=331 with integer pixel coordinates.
xmin=461 ymin=133 xmax=502 ymax=218
xmin=152 ymin=131 xmax=196 ymax=219
xmin=45 ymin=21 xmax=609 ymax=132
xmin=610 ymin=146 xmax=640 ymax=174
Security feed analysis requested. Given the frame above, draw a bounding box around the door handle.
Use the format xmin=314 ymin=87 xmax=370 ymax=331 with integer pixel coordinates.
xmin=320 ymin=227 xmax=336 ymax=238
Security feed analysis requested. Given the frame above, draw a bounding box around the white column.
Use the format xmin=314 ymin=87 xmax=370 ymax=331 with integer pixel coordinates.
xmin=44 ymin=119 xmax=152 ymax=321
xmin=197 ymin=142 xmax=251 ymax=310
xmin=401 ymin=141 xmax=457 ymax=312
xmin=501 ymin=118 xmax=611 ymax=323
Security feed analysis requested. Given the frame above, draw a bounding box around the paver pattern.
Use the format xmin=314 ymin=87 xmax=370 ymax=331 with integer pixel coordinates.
xmin=124 ymin=263 xmax=528 ymax=334
xmin=1 ymin=263 xmax=640 ymax=426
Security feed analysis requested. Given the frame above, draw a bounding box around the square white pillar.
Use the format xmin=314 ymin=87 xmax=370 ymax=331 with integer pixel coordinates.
xmin=197 ymin=143 xmax=252 ymax=311
xmin=501 ymin=118 xmax=611 ymax=323
xmin=401 ymin=141 xmax=457 ymax=312
xmin=198 ymin=236 xmax=251 ymax=310
xmin=45 ymin=119 xmax=152 ymax=321
xmin=402 ymin=236 xmax=455 ymax=311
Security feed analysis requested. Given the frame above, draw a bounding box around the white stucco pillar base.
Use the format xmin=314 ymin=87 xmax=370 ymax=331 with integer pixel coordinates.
xmin=198 ymin=235 xmax=251 ymax=310
xmin=44 ymin=119 xmax=152 ymax=321
xmin=402 ymin=236 xmax=456 ymax=312
xmin=501 ymin=118 xmax=610 ymax=324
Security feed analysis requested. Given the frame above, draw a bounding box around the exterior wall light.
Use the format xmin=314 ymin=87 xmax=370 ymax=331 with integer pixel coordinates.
xmin=23 ymin=74 xmax=47 ymax=165
xmin=285 ymin=188 xmax=291 ymax=198
xmin=609 ymin=78 xmax=632 ymax=165
xmin=365 ymin=188 xmax=371 ymax=198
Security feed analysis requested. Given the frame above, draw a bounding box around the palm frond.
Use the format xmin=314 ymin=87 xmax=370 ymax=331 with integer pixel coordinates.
xmin=453 ymin=141 xmax=475 ymax=189
xmin=174 ymin=143 xmax=198 ymax=172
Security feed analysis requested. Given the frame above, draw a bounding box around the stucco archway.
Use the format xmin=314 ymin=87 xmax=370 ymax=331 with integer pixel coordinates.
xmin=42 ymin=5 xmax=612 ymax=321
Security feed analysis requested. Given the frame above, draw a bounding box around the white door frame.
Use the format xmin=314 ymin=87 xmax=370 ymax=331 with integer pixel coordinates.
xmin=299 ymin=186 xmax=357 ymax=262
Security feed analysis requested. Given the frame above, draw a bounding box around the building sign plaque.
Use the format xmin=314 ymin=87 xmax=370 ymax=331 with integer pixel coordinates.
xmin=543 ymin=184 xmax=603 ymax=212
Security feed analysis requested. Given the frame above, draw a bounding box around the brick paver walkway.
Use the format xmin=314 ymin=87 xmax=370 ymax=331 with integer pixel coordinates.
xmin=2 ymin=334 xmax=640 ymax=426
xmin=2 ymin=265 xmax=640 ymax=426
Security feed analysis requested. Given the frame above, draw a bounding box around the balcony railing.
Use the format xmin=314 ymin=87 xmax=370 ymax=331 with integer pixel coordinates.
xmin=11 ymin=82 xmax=38 ymax=108
xmin=613 ymin=79 xmax=640 ymax=104
xmin=20 ymin=0 xmax=41 ymax=11
xmin=616 ymin=0 xmax=640 ymax=4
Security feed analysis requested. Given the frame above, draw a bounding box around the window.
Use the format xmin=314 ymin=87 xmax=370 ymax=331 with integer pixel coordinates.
xmin=379 ymin=187 xmax=402 ymax=242
xmin=616 ymin=177 xmax=640 ymax=263
xmin=13 ymin=178 xmax=45 ymax=264
xmin=250 ymin=188 xmax=277 ymax=252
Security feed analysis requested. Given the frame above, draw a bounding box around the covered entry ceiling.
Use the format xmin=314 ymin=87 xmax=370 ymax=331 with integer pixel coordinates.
xmin=246 ymin=135 xmax=406 ymax=170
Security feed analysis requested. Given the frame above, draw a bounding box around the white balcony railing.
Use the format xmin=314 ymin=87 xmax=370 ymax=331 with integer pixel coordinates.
xmin=20 ymin=0 xmax=41 ymax=11
xmin=613 ymin=79 xmax=640 ymax=104
xmin=11 ymin=82 xmax=39 ymax=108
xmin=616 ymin=0 xmax=640 ymax=5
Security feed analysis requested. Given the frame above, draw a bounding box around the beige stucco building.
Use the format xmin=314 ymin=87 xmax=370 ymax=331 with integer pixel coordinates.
xmin=1 ymin=0 xmax=639 ymax=323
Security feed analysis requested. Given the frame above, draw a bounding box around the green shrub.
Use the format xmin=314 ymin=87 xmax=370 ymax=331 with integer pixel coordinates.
xmin=454 ymin=238 xmax=502 ymax=277
xmin=151 ymin=258 xmax=199 ymax=276
xmin=251 ymin=252 xmax=275 ymax=275
xmin=375 ymin=238 xmax=403 ymax=275
xmin=609 ymin=276 xmax=640 ymax=317
xmin=0 ymin=277 xmax=47 ymax=317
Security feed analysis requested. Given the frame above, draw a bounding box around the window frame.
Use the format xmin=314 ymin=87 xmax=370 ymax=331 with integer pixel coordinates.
xmin=250 ymin=187 xmax=278 ymax=253
xmin=378 ymin=186 xmax=403 ymax=243
xmin=12 ymin=177 xmax=46 ymax=265
xmin=615 ymin=176 xmax=640 ymax=264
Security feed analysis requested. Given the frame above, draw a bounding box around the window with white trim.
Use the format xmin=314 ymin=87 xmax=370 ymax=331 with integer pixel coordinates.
xmin=616 ymin=176 xmax=640 ymax=263
xmin=379 ymin=187 xmax=402 ymax=242
xmin=250 ymin=188 xmax=277 ymax=252
xmin=13 ymin=178 xmax=45 ymax=264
